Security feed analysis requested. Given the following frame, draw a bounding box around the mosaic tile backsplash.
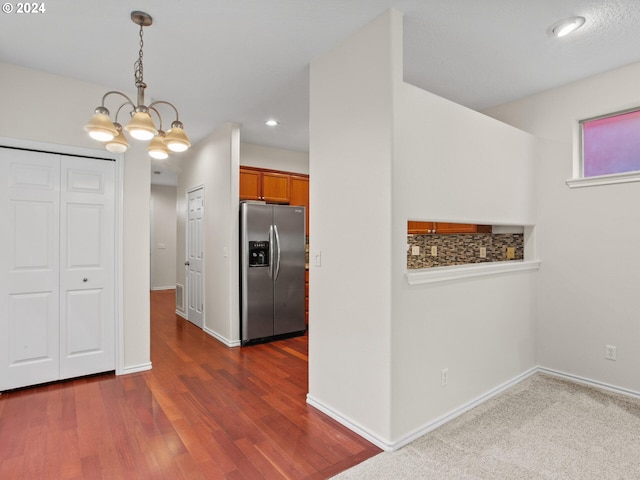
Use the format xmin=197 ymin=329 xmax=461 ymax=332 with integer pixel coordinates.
xmin=407 ymin=233 xmax=524 ymax=269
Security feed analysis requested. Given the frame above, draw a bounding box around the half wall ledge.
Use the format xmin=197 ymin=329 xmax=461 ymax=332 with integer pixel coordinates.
xmin=406 ymin=260 xmax=541 ymax=285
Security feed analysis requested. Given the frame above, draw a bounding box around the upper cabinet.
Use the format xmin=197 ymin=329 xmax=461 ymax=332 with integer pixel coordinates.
xmin=239 ymin=168 xmax=262 ymax=201
xmin=434 ymin=222 xmax=479 ymax=234
xmin=407 ymin=221 xmax=435 ymax=234
xmin=407 ymin=221 xmax=492 ymax=235
xmin=240 ymin=167 xmax=290 ymax=203
xmin=262 ymin=171 xmax=290 ymax=203
xmin=289 ymin=175 xmax=310 ymax=235
xmin=240 ymin=167 xmax=310 ymax=234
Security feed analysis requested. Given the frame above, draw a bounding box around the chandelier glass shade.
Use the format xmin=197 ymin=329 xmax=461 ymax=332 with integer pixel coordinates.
xmin=105 ymin=123 xmax=129 ymax=153
xmin=84 ymin=11 xmax=191 ymax=157
xmin=148 ymin=131 xmax=170 ymax=160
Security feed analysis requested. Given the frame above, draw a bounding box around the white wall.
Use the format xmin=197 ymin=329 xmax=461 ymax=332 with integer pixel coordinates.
xmin=309 ymin=10 xmax=395 ymax=444
xmin=309 ymin=9 xmax=538 ymax=448
xmin=392 ymin=81 xmax=537 ymax=441
xmin=240 ymin=142 xmax=309 ymax=174
xmin=0 ymin=62 xmax=151 ymax=371
xmin=485 ymin=62 xmax=640 ymax=393
xmin=151 ymin=185 xmax=177 ymax=290
xmin=176 ymin=123 xmax=241 ymax=345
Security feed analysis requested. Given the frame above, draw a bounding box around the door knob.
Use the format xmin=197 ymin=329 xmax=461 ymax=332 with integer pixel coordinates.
xmin=184 ymin=261 xmax=190 ymax=266
xmin=83 ymin=278 xmax=88 ymax=282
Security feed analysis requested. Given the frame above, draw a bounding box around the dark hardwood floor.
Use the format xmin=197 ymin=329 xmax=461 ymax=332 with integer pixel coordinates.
xmin=0 ymin=290 xmax=381 ymax=479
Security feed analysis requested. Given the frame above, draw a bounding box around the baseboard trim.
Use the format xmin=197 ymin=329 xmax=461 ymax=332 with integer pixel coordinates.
xmin=537 ymin=366 xmax=640 ymax=400
xmin=307 ymin=366 xmax=640 ymax=453
xmin=203 ymin=326 xmax=241 ymax=348
xmin=390 ymin=367 xmax=539 ymax=451
xmin=118 ymin=362 xmax=152 ymax=375
xmin=307 ymin=367 xmax=538 ymax=452
xmin=173 ymin=310 xmax=240 ymax=347
xmin=151 ymin=286 xmax=176 ymax=291
xmin=306 ymin=394 xmax=393 ymax=451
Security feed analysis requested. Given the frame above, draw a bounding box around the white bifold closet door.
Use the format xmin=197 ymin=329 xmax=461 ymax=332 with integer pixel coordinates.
xmin=0 ymin=147 xmax=115 ymax=391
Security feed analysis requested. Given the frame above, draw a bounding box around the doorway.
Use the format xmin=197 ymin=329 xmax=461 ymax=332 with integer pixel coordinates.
xmin=185 ymin=186 xmax=204 ymax=328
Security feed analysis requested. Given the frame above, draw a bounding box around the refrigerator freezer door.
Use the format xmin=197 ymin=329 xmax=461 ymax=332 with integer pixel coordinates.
xmin=272 ymin=206 xmax=306 ymax=336
xmin=241 ymin=203 xmax=275 ymax=342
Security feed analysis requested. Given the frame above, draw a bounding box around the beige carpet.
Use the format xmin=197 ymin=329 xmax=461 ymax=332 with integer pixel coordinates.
xmin=332 ymin=373 xmax=640 ymax=479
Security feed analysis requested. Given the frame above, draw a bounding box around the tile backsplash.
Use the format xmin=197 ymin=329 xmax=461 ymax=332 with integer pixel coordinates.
xmin=407 ymin=233 xmax=524 ymax=269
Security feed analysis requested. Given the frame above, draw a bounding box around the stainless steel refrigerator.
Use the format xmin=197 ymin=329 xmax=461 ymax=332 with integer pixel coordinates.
xmin=240 ymin=202 xmax=306 ymax=345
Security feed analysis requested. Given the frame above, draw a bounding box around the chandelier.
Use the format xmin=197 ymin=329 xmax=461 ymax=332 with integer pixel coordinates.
xmin=84 ymin=11 xmax=191 ymax=159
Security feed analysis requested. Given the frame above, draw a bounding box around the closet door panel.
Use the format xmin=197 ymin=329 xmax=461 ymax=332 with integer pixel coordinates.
xmin=59 ymin=156 xmax=115 ymax=379
xmin=1 ymin=148 xmax=116 ymax=390
xmin=0 ymin=148 xmax=60 ymax=390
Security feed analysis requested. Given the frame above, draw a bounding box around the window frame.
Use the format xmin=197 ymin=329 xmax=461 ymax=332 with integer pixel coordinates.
xmin=568 ymin=105 xmax=640 ymax=189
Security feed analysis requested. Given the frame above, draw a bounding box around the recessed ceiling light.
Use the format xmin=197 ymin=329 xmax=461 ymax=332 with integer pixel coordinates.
xmin=548 ymin=16 xmax=585 ymax=38
xmin=265 ymin=119 xmax=279 ymax=127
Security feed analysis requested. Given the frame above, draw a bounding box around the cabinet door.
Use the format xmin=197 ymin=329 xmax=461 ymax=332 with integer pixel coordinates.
xmin=262 ymin=171 xmax=290 ymax=203
xmin=289 ymin=175 xmax=309 ymax=235
xmin=239 ymin=168 xmax=262 ymax=201
xmin=407 ymin=221 xmax=435 ymax=234
xmin=435 ymin=222 xmax=478 ymax=234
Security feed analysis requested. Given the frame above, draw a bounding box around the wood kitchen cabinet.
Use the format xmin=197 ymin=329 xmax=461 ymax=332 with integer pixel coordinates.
xmin=239 ymin=168 xmax=262 ymax=201
xmin=262 ymin=171 xmax=290 ymax=203
xmin=407 ymin=221 xmax=492 ymax=234
xmin=407 ymin=221 xmax=435 ymax=234
xmin=289 ymin=174 xmax=310 ymax=235
xmin=435 ymin=222 xmax=478 ymax=234
xmin=239 ymin=167 xmax=290 ymax=203
xmin=240 ymin=166 xmax=310 ymax=232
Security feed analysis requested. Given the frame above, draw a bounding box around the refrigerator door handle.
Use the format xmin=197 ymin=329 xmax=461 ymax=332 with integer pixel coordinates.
xmin=273 ymin=224 xmax=281 ymax=280
xmin=268 ymin=225 xmax=274 ymax=278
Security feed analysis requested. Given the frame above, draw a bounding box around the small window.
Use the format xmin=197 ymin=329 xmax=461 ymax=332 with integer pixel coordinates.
xmin=581 ymin=108 xmax=640 ymax=178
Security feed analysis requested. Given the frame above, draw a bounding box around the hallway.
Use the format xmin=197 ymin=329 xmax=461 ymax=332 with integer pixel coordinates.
xmin=0 ymin=290 xmax=380 ymax=479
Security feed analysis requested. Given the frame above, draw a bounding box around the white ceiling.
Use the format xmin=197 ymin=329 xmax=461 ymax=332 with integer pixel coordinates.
xmin=2 ymin=0 xmax=640 ymax=182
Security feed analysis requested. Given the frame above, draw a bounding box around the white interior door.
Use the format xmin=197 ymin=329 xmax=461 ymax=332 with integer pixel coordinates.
xmin=59 ymin=156 xmax=115 ymax=379
xmin=0 ymin=148 xmax=61 ymax=390
xmin=186 ymin=187 xmax=204 ymax=328
xmin=0 ymin=147 xmax=115 ymax=390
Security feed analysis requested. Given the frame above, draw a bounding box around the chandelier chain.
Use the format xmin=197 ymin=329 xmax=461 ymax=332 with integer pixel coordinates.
xmin=134 ymin=23 xmax=144 ymax=87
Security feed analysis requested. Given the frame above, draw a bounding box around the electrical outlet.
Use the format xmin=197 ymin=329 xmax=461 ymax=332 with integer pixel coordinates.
xmin=411 ymin=245 xmax=420 ymax=256
xmin=479 ymin=247 xmax=487 ymax=258
xmin=605 ymin=345 xmax=617 ymax=361
xmin=431 ymin=246 xmax=438 ymax=257
xmin=441 ymin=368 xmax=448 ymax=387
xmin=506 ymin=247 xmax=515 ymax=259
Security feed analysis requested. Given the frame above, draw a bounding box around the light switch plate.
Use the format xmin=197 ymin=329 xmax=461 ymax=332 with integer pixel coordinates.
xmin=411 ymin=245 xmax=420 ymax=256
xmin=431 ymin=246 xmax=438 ymax=256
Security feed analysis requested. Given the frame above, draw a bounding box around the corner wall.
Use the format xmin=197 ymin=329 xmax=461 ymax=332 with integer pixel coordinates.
xmin=484 ymin=62 xmax=640 ymax=393
xmin=240 ymin=142 xmax=309 ymax=174
xmin=308 ymin=10 xmax=396 ymax=444
xmin=176 ymin=123 xmax=241 ymax=345
xmin=308 ymin=9 xmax=538 ymax=448
xmin=391 ymin=81 xmax=537 ymax=442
